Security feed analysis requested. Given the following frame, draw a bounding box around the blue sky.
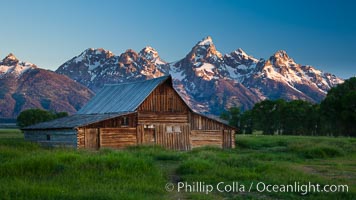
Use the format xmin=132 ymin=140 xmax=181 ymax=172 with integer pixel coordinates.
xmin=0 ymin=0 xmax=355 ymax=78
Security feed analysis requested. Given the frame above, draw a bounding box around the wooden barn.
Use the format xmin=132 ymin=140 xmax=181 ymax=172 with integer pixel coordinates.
xmin=23 ymin=76 xmax=236 ymax=150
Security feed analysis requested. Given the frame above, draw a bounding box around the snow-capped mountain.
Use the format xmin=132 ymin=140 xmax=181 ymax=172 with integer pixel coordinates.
xmin=139 ymin=46 xmax=167 ymax=66
xmin=170 ymin=36 xmax=262 ymax=113
xmin=0 ymin=53 xmax=37 ymax=77
xmin=56 ymin=48 xmax=165 ymax=92
xmin=0 ymin=54 xmax=94 ymax=118
xmin=55 ymin=36 xmax=344 ymax=115
xmin=242 ymin=50 xmax=344 ymax=102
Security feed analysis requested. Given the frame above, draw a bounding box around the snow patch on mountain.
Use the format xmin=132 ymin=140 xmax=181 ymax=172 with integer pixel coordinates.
xmin=0 ymin=54 xmax=37 ymax=77
xmin=194 ymin=63 xmax=215 ymax=80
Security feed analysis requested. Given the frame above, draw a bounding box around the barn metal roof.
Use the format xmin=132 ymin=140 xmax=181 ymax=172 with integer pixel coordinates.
xmin=22 ymin=112 xmax=134 ymax=130
xmin=77 ymin=76 xmax=171 ymax=114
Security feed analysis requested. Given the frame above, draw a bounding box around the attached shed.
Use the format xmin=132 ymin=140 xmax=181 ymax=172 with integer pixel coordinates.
xmin=23 ymin=76 xmax=236 ymax=150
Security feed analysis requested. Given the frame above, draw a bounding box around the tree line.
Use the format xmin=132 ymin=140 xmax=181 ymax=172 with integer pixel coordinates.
xmin=221 ymin=77 xmax=356 ymax=137
xmin=17 ymin=109 xmax=68 ymax=128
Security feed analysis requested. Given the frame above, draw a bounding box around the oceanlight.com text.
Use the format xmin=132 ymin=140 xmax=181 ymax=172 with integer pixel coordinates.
xmin=165 ymin=181 xmax=349 ymax=195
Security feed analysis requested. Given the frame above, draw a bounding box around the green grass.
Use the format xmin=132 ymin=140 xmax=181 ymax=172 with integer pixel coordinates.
xmin=0 ymin=128 xmax=22 ymax=139
xmin=0 ymin=130 xmax=355 ymax=199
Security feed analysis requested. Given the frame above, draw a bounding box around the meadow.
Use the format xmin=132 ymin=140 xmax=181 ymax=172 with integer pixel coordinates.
xmin=0 ymin=129 xmax=355 ymax=199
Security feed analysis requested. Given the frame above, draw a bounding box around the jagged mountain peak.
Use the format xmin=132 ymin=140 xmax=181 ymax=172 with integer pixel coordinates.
xmin=268 ymin=50 xmax=297 ymax=68
xmin=197 ymin=36 xmax=213 ymax=46
xmin=82 ymin=48 xmax=114 ymax=58
xmin=188 ymin=36 xmax=223 ymax=61
xmin=228 ymin=48 xmax=259 ymax=63
xmin=139 ymin=46 xmax=167 ymax=65
xmin=1 ymin=53 xmax=19 ymax=66
xmin=274 ymin=50 xmax=288 ymax=57
xmin=124 ymin=49 xmax=137 ymax=54
xmin=234 ymin=48 xmax=257 ymax=59
xmin=119 ymin=49 xmax=139 ymax=64
xmin=253 ymin=50 xmax=344 ymax=97
xmin=235 ymin=48 xmax=247 ymax=54
xmin=140 ymin=46 xmax=158 ymax=53
xmin=272 ymin=50 xmax=292 ymax=61
xmin=66 ymin=48 xmax=115 ymax=69
xmin=4 ymin=53 xmax=18 ymax=60
xmin=0 ymin=54 xmax=37 ymax=77
xmin=139 ymin=46 xmax=159 ymax=59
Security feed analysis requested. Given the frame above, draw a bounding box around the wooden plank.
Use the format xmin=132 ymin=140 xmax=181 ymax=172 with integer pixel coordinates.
xmin=83 ymin=113 xmax=137 ymax=128
xmin=190 ymin=112 xmax=227 ymax=131
xmin=99 ymin=128 xmax=137 ymax=149
xmin=190 ymin=129 xmax=223 ymax=149
xmin=138 ymin=112 xmax=188 ymax=124
xmin=84 ymin=128 xmax=99 ymax=149
xmin=137 ymin=83 xmax=189 ymax=113
xmin=77 ymin=128 xmax=85 ymax=149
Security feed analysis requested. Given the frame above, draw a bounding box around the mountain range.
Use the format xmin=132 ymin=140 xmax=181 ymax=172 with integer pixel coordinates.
xmin=0 ymin=36 xmax=344 ymax=118
xmin=57 ymin=36 xmax=343 ymax=114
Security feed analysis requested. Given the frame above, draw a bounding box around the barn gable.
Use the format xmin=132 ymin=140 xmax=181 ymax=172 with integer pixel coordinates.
xmin=137 ymin=79 xmax=189 ymax=113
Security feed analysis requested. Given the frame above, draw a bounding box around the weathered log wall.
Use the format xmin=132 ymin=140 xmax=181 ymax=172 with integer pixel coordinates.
xmin=24 ymin=129 xmax=77 ymax=148
xmin=77 ymin=127 xmax=137 ymax=149
xmin=189 ymin=112 xmax=235 ymax=149
xmin=155 ymin=124 xmax=191 ymax=150
xmin=138 ymin=82 xmax=188 ymax=112
xmin=138 ymin=112 xmax=188 ymax=124
xmin=190 ymin=130 xmax=222 ymax=148
xmin=84 ymin=113 xmax=136 ymax=128
xmin=190 ymin=113 xmax=226 ymax=130
xmin=100 ymin=128 xmax=137 ymax=149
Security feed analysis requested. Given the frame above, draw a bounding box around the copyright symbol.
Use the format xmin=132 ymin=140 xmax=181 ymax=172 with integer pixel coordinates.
xmin=165 ymin=183 xmax=174 ymax=192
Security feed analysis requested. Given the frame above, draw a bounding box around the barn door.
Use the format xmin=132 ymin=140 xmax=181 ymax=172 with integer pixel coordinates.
xmin=143 ymin=125 xmax=155 ymax=144
xmin=85 ymin=128 xmax=99 ymax=149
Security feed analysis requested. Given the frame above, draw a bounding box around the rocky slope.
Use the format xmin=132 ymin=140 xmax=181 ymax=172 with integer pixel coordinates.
xmin=0 ymin=54 xmax=94 ymax=118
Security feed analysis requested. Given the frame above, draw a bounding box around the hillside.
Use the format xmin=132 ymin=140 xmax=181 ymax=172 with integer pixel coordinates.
xmin=0 ymin=54 xmax=94 ymax=118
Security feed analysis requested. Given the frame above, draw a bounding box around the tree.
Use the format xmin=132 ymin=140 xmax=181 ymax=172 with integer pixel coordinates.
xmin=17 ymin=109 xmax=68 ymax=128
xmin=55 ymin=112 xmax=69 ymax=119
xmin=220 ymin=107 xmax=241 ymax=129
xmin=240 ymin=110 xmax=253 ymax=134
xmin=281 ymin=100 xmax=315 ymax=135
xmin=248 ymin=99 xmax=319 ymax=135
xmin=320 ymin=77 xmax=356 ymax=136
xmin=250 ymin=100 xmax=280 ymax=135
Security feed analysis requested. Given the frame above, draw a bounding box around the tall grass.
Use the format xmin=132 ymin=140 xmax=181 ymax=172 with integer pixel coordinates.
xmin=0 ymin=130 xmax=355 ymax=199
xmin=0 ymin=140 xmax=167 ymax=199
xmin=177 ymin=136 xmax=356 ymax=199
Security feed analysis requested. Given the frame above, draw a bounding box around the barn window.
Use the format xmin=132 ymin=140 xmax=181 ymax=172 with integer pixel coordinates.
xmin=166 ymin=126 xmax=173 ymax=133
xmin=173 ymin=126 xmax=181 ymax=133
xmin=121 ymin=116 xmax=129 ymax=126
xmin=46 ymin=134 xmax=51 ymax=141
xmin=144 ymin=124 xmax=154 ymax=129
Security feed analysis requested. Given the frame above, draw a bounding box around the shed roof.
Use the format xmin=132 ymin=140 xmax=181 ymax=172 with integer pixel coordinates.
xmin=22 ymin=112 xmax=134 ymax=130
xmin=77 ymin=76 xmax=171 ymax=114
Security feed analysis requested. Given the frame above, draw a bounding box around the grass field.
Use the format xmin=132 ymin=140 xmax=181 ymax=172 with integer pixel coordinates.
xmin=0 ymin=129 xmax=355 ymax=199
